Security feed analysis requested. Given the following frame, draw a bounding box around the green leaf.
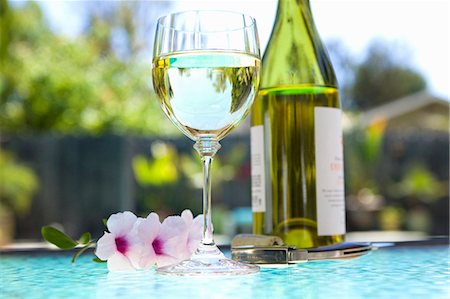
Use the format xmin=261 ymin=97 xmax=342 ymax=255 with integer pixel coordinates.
xmin=93 ymin=256 xmax=106 ymax=263
xmin=78 ymin=232 xmax=91 ymax=245
xmin=102 ymin=218 xmax=107 ymax=228
xmin=41 ymin=226 xmax=78 ymax=249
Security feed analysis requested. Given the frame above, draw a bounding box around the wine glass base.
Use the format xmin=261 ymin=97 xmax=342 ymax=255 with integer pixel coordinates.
xmin=156 ymin=258 xmax=260 ymax=276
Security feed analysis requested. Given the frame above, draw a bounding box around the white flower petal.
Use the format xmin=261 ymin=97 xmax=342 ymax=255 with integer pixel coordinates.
xmin=95 ymin=232 xmax=116 ymax=260
xmin=136 ymin=244 xmax=157 ymax=270
xmin=192 ymin=214 xmax=203 ymax=227
xmin=190 ymin=214 xmax=204 ymax=239
xmin=158 ymin=216 xmax=189 ymax=258
xmin=160 ymin=215 xmax=187 ymax=240
xmin=126 ymin=244 xmax=145 ymax=270
xmin=181 ymin=209 xmax=193 ymax=225
xmin=107 ymin=211 xmax=138 ymax=236
xmin=107 ymin=253 xmax=135 ymax=272
xmin=127 ymin=217 xmax=144 ymax=245
xmin=147 ymin=212 xmax=160 ymax=222
xmin=136 ymin=213 xmax=161 ymax=243
xmin=156 ymin=254 xmax=179 ymax=268
xmin=187 ymin=214 xmax=203 ymax=253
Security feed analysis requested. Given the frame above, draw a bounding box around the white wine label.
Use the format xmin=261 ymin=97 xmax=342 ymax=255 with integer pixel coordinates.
xmin=314 ymin=107 xmax=346 ymax=236
xmin=251 ymin=125 xmax=266 ymax=212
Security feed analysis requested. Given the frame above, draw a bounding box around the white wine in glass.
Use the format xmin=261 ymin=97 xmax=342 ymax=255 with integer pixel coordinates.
xmin=152 ymin=11 xmax=261 ymax=275
xmin=153 ymin=51 xmax=260 ymax=140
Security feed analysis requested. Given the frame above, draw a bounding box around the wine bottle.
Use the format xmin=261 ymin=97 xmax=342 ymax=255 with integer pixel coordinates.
xmin=251 ymin=0 xmax=345 ymax=248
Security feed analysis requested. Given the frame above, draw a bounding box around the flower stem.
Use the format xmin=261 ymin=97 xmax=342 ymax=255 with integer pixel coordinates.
xmin=71 ymin=242 xmax=94 ymax=264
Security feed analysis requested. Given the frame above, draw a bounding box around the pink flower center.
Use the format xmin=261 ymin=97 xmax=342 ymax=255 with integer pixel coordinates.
xmin=152 ymin=238 xmax=164 ymax=255
xmin=115 ymin=236 xmax=128 ymax=254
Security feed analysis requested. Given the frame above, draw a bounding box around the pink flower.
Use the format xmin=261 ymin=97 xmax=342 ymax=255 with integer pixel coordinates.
xmin=135 ymin=212 xmax=190 ymax=268
xmin=94 ymin=209 xmax=204 ymax=271
xmin=181 ymin=209 xmax=203 ymax=256
xmin=95 ymin=211 xmax=140 ymax=271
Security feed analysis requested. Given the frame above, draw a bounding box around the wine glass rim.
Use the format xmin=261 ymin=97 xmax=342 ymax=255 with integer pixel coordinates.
xmin=156 ymin=10 xmax=257 ymax=33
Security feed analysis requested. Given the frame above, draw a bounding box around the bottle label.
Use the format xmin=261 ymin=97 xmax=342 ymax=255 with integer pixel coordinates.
xmin=251 ymin=125 xmax=266 ymax=212
xmin=314 ymin=107 xmax=346 ymax=236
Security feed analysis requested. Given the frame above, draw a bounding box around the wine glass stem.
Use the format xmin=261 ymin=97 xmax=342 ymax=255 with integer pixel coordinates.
xmin=201 ymin=155 xmax=214 ymax=245
xmin=194 ymin=137 xmax=221 ymax=248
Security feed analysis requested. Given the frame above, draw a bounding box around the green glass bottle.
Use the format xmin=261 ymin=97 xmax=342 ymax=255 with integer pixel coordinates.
xmin=251 ymin=0 xmax=345 ymax=248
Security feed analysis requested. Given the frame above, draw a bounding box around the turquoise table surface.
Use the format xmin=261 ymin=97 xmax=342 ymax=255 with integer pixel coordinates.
xmin=1 ymin=244 xmax=449 ymax=299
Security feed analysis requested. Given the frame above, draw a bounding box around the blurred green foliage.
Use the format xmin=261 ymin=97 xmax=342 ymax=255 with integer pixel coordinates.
xmin=379 ymin=206 xmax=405 ymax=231
xmin=132 ymin=141 xmax=249 ymax=234
xmin=0 ymin=150 xmax=38 ymax=215
xmin=393 ymin=164 xmax=448 ymax=202
xmin=132 ymin=142 xmax=197 ymax=216
xmin=0 ymin=0 xmax=178 ymax=135
xmin=345 ymin=119 xmax=448 ymax=233
xmin=133 ymin=142 xmax=179 ymax=186
xmin=344 ymin=120 xmax=386 ymax=194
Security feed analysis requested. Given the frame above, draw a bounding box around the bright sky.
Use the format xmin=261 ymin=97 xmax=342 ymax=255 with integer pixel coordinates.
xmin=40 ymin=0 xmax=449 ymax=99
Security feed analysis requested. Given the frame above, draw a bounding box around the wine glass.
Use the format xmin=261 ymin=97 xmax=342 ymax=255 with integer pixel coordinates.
xmin=152 ymin=10 xmax=261 ymax=275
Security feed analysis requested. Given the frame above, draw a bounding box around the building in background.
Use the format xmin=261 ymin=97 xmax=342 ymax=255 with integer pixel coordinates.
xmin=345 ymin=92 xmax=449 ymax=237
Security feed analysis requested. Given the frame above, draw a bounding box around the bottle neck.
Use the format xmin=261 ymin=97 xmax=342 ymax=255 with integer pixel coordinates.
xmin=275 ymin=0 xmax=315 ymax=40
xmin=261 ymin=0 xmax=337 ymax=89
xmin=277 ymin=0 xmax=312 ymax=19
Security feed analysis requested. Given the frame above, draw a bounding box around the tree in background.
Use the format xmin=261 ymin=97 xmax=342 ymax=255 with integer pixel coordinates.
xmin=0 ymin=0 xmax=177 ymax=135
xmin=327 ymin=39 xmax=427 ymax=110
xmin=351 ymin=41 xmax=427 ymax=110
